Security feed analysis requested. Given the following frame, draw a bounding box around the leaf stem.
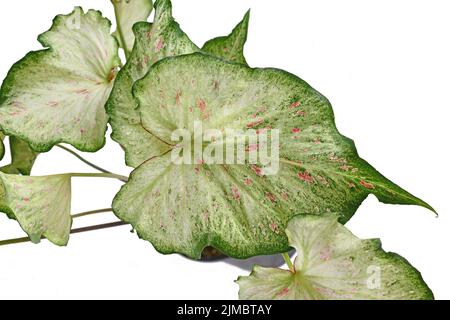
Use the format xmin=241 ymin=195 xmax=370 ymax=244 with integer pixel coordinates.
xmin=112 ymin=2 xmax=130 ymax=59
xmin=0 ymin=219 xmax=128 ymax=247
xmin=71 ymin=208 xmax=113 ymax=219
xmin=56 ymin=144 xmax=114 ymax=175
xmin=282 ymin=252 xmax=295 ymax=273
xmin=69 ymin=172 xmax=128 ymax=182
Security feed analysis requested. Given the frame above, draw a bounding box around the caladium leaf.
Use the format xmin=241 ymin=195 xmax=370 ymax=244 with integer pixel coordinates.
xmin=202 ymin=10 xmax=250 ymax=65
xmin=0 ymin=7 xmax=121 ymax=153
xmin=1 ymin=136 xmax=39 ymax=175
xmin=112 ymin=53 xmax=433 ymax=259
xmin=111 ymin=0 xmax=154 ymax=56
xmin=236 ymin=215 xmax=433 ymax=300
xmin=0 ymin=172 xmax=72 ymax=246
xmin=0 ymin=133 xmax=4 ymax=161
xmin=106 ymin=0 xmax=199 ymax=167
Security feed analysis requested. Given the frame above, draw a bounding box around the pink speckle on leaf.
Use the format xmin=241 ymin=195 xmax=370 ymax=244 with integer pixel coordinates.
xmin=231 ymin=186 xmax=241 ymax=201
xmin=80 ymin=128 xmax=85 ymax=134
xmin=246 ymin=119 xmax=264 ymax=128
xmin=155 ymin=38 xmax=164 ymax=52
xmin=265 ymin=193 xmax=277 ymax=203
xmin=251 ymin=165 xmax=263 ymax=176
xmin=256 ymin=127 xmax=270 ymax=135
xmin=269 ymin=222 xmax=278 ymax=232
xmin=197 ymin=99 xmax=206 ymax=112
xmin=292 ymin=128 xmax=301 ymax=134
xmin=244 ymin=178 xmax=253 ymax=186
xmin=297 ymin=171 xmax=314 ymax=183
xmin=22 ymin=197 xmax=30 ymax=202
xmin=197 ymin=99 xmax=209 ymax=120
xmin=360 ymin=180 xmax=375 ymax=189
xmin=246 ymin=144 xmax=259 ymax=152
xmin=290 ymin=101 xmax=301 ymax=109
xmin=296 ymin=110 xmax=306 ymax=117
xmin=278 ymin=288 xmax=290 ymax=297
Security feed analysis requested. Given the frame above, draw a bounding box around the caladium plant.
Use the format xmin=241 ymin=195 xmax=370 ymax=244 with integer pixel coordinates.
xmin=236 ymin=215 xmax=433 ymax=300
xmin=0 ymin=0 xmax=435 ymax=300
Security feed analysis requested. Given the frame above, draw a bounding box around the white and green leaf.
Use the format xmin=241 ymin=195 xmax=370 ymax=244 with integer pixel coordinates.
xmin=1 ymin=136 xmax=39 ymax=175
xmin=106 ymin=0 xmax=199 ymax=167
xmin=237 ymin=215 xmax=433 ymax=300
xmin=111 ymin=0 xmax=154 ymax=56
xmin=202 ymin=10 xmax=250 ymax=65
xmin=0 ymin=172 xmax=72 ymax=246
xmin=0 ymin=7 xmax=121 ymax=152
xmin=112 ymin=53 xmax=433 ymax=259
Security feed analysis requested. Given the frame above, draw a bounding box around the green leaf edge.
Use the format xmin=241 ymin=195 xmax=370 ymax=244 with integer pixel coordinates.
xmin=0 ymin=132 xmax=5 ymax=160
xmin=201 ymin=9 xmax=251 ymax=65
xmin=236 ymin=215 xmax=434 ymax=300
xmin=0 ymin=136 xmax=39 ymax=175
xmin=0 ymin=173 xmax=73 ymax=246
xmin=0 ymin=7 xmax=119 ymax=153
xmin=105 ymin=17 xmax=199 ymax=168
xmin=111 ymin=52 xmax=435 ymax=260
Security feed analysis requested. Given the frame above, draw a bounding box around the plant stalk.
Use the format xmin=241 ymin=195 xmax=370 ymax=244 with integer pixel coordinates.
xmin=56 ymin=145 xmax=114 ymax=174
xmin=69 ymin=172 xmax=128 ymax=182
xmin=282 ymin=252 xmax=295 ymax=273
xmin=0 ymin=221 xmax=128 ymax=247
xmin=71 ymin=208 xmax=113 ymax=219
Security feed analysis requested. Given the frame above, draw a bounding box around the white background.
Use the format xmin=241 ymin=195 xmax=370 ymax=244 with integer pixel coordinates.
xmin=0 ymin=0 xmax=448 ymax=300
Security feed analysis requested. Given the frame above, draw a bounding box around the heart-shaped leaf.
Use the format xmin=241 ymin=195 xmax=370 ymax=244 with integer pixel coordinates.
xmin=0 ymin=173 xmax=72 ymax=246
xmin=112 ymin=53 xmax=433 ymax=259
xmin=202 ymin=10 xmax=250 ymax=65
xmin=111 ymin=0 xmax=154 ymax=57
xmin=236 ymin=215 xmax=433 ymax=300
xmin=1 ymin=136 xmax=39 ymax=175
xmin=106 ymin=0 xmax=199 ymax=168
xmin=0 ymin=7 xmax=121 ymax=152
